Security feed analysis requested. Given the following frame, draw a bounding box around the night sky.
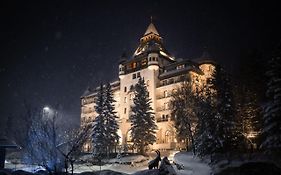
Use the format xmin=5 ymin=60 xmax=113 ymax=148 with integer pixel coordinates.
xmin=0 ymin=1 xmax=280 ymax=129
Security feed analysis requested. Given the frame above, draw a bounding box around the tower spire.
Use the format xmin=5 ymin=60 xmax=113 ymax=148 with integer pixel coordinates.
xmin=144 ymin=20 xmax=159 ymax=36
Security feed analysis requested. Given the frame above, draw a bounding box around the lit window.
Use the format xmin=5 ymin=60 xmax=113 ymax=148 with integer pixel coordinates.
xmin=132 ymin=74 xmax=136 ymax=79
xmin=164 ymin=90 xmax=168 ymax=97
xmin=141 ymin=59 xmax=147 ymax=65
xmin=164 ymin=103 xmax=169 ymax=110
xmin=132 ymin=62 xmax=137 ymax=68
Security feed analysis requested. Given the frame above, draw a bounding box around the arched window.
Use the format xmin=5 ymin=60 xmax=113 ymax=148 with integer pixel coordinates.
xmin=126 ymin=130 xmax=132 ymax=142
xmin=165 ymin=130 xmax=173 ymax=143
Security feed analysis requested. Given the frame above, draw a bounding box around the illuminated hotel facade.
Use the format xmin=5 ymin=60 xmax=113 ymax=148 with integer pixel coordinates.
xmin=80 ymin=22 xmax=215 ymax=151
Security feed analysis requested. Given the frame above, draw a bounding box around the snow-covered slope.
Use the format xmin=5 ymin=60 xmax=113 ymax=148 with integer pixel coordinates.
xmin=173 ymin=152 xmax=211 ymax=175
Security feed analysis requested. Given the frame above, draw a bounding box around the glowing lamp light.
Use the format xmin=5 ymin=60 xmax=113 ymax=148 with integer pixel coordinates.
xmin=43 ymin=106 xmax=50 ymax=111
xmin=247 ymin=131 xmax=257 ymax=138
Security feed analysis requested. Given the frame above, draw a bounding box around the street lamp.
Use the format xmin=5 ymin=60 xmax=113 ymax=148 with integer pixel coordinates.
xmin=43 ymin=106 xmax=50 ymax=112
xmin=43 ymin=106 xmax=50 ymax=118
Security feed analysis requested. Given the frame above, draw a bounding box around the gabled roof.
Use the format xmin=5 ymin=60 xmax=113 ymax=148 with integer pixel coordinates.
xmin=144 ymin=22 xmax=159 ymax=36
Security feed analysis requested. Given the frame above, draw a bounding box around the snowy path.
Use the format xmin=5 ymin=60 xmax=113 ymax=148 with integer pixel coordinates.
xmin=173 ymin=152 xmax=211 ymax=175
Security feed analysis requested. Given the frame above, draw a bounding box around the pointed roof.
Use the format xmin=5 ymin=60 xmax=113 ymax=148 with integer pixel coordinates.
xmin=200 ymin=50 xmax=212 ymax=59
xmin=144 ymin=22 xmax=159 ymax=36
xmin=194 ymin=47 xmax=216 ymax=64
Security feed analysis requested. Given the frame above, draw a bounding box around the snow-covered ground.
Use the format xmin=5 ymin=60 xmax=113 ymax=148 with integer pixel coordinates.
xmin=5 ymin=155 xmax=149 ymax=174
xmin=74 ymin=155 xmax=149 ymax=174
xmin=173 ymin=151 xmax=212 ymax=175
xmin=5 ymin=151 xmax=213 ymax=175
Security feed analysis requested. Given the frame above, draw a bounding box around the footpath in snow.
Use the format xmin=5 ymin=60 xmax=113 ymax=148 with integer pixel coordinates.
xmin=173 ymin=151 xmax=211 ymax=175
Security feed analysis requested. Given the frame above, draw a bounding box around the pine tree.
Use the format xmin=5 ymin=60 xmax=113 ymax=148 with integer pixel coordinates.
xmin=211 ymin=65 xmax=242 ymax=153
xmin=130 ymin=77 xmax=157 ymax=155
xmin=195 ymin=84 xmax=220 ymax=157
xmin=92 ymin=84 xmax=107 ymax=155
xmin=261 ymin=46 xmax=281 ymax=152
xmin=103 ymin=83 xmax=119 ymax=154
xmin=239 ymin=88 xmax=262 ymax=147
xmin=170 ymin=82 xmax=197 ymax=154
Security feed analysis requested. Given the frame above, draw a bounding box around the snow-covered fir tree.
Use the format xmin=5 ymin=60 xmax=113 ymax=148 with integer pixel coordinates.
xmin=25 ymin=110 xmax=64 ymax=173
xmin=261 ymin=46 xmax=281 ymax=152
xmin=129 ymin=77 xmax=157 ymax=155
xmin=103 ymin=83 xmax=119 ymax=153
xmin=171 ymin=81 xmax=197 ymax=154
xmin=210 ymin=65 xmax=242 ymax=153
xmin=195 ymin=84 xmax=221 ymax=157
xmin=92 ymin=84 xmax=107 ymax=155
xmin=237 ymin=88 xmax=262 ymax=147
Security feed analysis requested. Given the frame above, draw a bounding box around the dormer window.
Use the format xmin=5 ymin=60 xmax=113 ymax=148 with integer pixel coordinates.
xmin=141 ymin=59 xmax=147 ymax=66
xmin=132 ymin=62 xmax=137 ymax=69
xmin=177 ymin=64 xmax=185 ymax=70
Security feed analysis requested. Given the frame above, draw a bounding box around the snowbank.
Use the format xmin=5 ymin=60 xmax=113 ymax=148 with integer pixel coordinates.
xmin=173 ymin=151 xmax=211 ymax=175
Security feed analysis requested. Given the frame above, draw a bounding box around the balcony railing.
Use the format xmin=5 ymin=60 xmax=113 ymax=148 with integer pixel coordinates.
xmin=156 ymin=118 xmax=169 ymax=122
xmin=156 ymin=94 xmax=172 ymax=99
xmin=156 ymin=107 xmax=171 ymax=112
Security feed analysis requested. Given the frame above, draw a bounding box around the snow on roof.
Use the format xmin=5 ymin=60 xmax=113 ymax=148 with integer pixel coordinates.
xmin=81 ymin=87 xmax=93 ymax=97
xmin=0 ymin=138 xmax=18 ymax=148
xmin=144 ymin=23 xmax=159 ymax=36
